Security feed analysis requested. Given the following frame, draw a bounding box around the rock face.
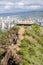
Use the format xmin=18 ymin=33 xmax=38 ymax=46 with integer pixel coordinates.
xmin=0 ymin=27 xmax=24 ymax=65
xmin=1 ymin=50 xmax=12 ymax=65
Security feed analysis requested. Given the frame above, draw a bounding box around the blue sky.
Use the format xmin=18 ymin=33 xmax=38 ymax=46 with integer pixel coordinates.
xmin=0 ymin=0 xmax=43 ymax=13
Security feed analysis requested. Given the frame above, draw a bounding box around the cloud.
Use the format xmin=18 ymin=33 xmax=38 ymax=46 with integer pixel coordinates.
xmin=0 ymin=1 xmax=14 ymax=13
xmin=0 ymin=0 xmax=43 ymax=13
xmin=4 ymin=2 xmax=14 ymax=9
xmin=23 ymin=5 xmax=41 ymax=10
xmin=17 ymin=2 xmax=24 ymax=6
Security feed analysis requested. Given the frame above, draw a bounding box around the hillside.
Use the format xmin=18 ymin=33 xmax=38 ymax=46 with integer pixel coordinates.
xmin=0 ymin=24 xmax=43 ymax=65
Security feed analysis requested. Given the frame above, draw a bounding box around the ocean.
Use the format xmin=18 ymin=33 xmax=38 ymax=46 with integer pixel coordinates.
xmin=0 ymin=11 xmax=43 ymax=17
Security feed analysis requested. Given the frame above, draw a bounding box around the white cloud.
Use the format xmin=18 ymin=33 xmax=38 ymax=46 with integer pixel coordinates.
xmin=17 ymin=2 xmax=24 ymax=6
xmin=0 ymin=2 xmax=14 ymax=10
xmin=4 ymin=2 xmax=14 ymax=9
xmin=25 ymin=5 xmax=41 ymax=10
xmin=4 ymin=6 xmax=11 ymax=9
xmin=0 ymin=0 xmax=43 ymax=13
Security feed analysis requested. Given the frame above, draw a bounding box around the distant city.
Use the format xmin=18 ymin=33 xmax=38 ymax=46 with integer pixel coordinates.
xmin=0 ymin=12 xmax=43 ymax=31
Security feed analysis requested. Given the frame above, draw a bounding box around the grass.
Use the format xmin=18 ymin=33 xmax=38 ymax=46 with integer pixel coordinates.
xmin=18 ymin=38 xmax=43 ymax=65
xmin=0 ymin=50 xmax=4 ymax=55
xmin=18 ymin=24 xmax=43 ymax=65
xmin=0 ymin=31 xmax=8 ymax=45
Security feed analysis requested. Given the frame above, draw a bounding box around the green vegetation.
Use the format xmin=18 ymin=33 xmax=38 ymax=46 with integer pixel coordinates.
xmin=0 ymin=50 xmax=4 ymax=55
xmin=0 ymin=26 xmax=19 ymax=45
xmin=0 ymin=24 xmax=43 ymax=65
xmin=0 ymin=31 xmax=8 ymax=45
xmin=18 ymin=24 xmax=43 ymax=65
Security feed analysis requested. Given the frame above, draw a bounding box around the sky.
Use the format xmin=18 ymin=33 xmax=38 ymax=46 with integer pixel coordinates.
xmin=0 ymin=0 xmax=43 ymax=13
